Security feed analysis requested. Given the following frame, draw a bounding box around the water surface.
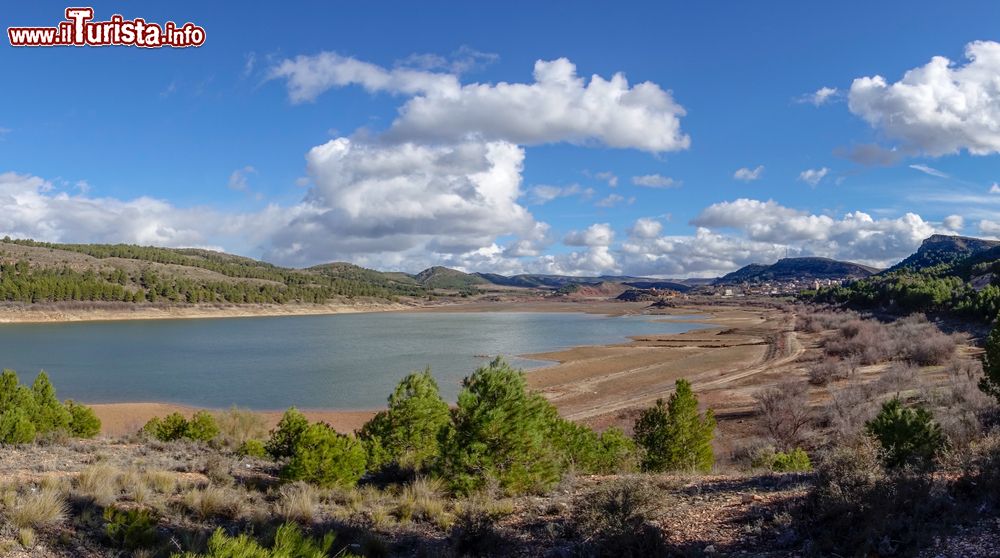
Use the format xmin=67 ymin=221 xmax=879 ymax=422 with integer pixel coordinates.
xmin=0 ymin=311 xmax=707 ymax=409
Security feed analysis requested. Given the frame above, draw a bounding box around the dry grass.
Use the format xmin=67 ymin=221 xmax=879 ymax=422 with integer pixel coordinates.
xmin=183 ymin=485 xmax=245 ymax=520
xmin=276 ymin=482 xmax=318 ymax=524
xmin=216 ymin=407 xmax=268 ymax=447
xmin=9 ymin=488 xmax=67 ymax=529
xmin=75 ymin=463 xmax=121 ymax=506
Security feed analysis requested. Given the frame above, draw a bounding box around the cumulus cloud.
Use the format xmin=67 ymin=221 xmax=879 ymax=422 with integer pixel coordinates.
xmin=733 ymin=165 xmax=764 ymax=181
xmin=798 ymin=167 xmax=830 ymax=186
xmin=629 ymin=217 xmax=663 ymax=239
xmin=265 ymin=138 xmax=537 ymax=267
xmin=943 ymin=214 xmax=964 ymax=231
xmin=980 ymin=219 xmax=1000 ymax=236
xmin=801 ymin=86 xmax=839 ymax=106
xmin=271 ymin=54 xmax=690 ymax=153
xmin=690 ymin=198 xmax=940 ymax=267
xmin=909 ymin=164 xmax=949 ymax=178
xmin=849 ymin=41 xmax=1000 ymax=156
xmin=632 ymin=174 xmax=680 ymax=188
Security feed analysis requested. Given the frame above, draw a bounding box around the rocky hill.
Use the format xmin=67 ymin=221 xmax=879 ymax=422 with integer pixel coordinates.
xmin=888 ymin=234 xmax=1000 ymax=272
xmin=716 ymin=257 xmax=878 ymax=284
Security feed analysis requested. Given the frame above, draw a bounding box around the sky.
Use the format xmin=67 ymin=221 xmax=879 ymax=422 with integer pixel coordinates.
xmin=4 ymin=1 xmax=1000 ymax=277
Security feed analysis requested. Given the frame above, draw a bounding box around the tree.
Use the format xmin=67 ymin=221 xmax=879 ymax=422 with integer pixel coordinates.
xmin=754 ymin=381 xmax=812 ymax=450
xmin=438 ymin=357 xmax=565 ymax=495
xmin=281 ymin=424 xmax=367 ymax=488
xmin=65 ymin=400 xmax=101 ymax=438
xmin=634 ymin=379 xmax=716 ymax=473
xmin=358 ymin=369 xmax=451 ymax=472
xmin=979 ymin=320 xmax=1000 ymax=403
xmin=266 ymin=407 xmax=310 ymax=460
xmin=30 ymin=371 xmax=72 ymax=435
xmin=865 ymin=398 xmax=944 ymax=468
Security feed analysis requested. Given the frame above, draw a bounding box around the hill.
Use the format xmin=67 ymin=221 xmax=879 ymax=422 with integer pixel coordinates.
xmin=888 ymin=234 xmax=1000 ymax=272
xmin=474 ymin=272 xmax=693 ymax=292
xmin=716 ymin=257 xmax=878 ymax=284
xmin=814 ymin=234 xmax=1000 ymax=321
xmin=412 ymin=266 xmax=488 ymax=290
xmin=0 ymin=238 xmax=424 ymax=305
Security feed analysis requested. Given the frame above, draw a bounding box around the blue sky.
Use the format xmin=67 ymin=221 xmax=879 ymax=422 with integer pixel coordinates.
xmin=3 ymin=1 xmax=1000 ymax=277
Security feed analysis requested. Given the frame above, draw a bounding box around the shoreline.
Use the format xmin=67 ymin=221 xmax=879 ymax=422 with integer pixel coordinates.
xmin=85 ymin=301 xmax=786 ymax=439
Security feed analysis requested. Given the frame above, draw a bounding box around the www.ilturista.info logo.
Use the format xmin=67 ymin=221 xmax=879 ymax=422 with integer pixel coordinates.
xmin=8 ymin=7 xmax=205 ymax=48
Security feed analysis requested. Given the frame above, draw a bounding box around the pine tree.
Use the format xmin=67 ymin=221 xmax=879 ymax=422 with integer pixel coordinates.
xmin=980 ymin=320 xmax=1000 ymax=403
xmin=634 ymin=379 xmax=716 ymax=473
xmin=359 ymin=368 xmax=451 ymax=472
xmin=865 ymin=397 xmax=944 ymax=468
xmin=29 ymin=371 xmax=71 ymax=435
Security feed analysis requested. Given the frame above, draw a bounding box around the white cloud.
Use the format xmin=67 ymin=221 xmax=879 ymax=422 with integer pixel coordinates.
xmin=228 ymin=166 xmax=256 ymax=191
xmin=594 ymin=171 xmax=618 ymax=187
xmin=528 ymin=183 xmax=593 ymax=205
xmin=733 ymin=165 xmax=764 ymax=181
xmin=689 ymin=198 xmax=941 ymax=267
xmin=798 ymin=167 xmax=829 ymax=186
xmin=271 ymin=54 xmax=690 ymax=153
xmin=595 ymin=193 xmax=633 ymax=208
xmin=980 ymin=219 xmax=1000 ymax=236
xmin=943 ymin=214 xmax=964 ymax=231
xmin=631 ymin=174 xmax=680 ymax=188
xmin=849 ymin=41 xmax=1000 ymax=156
xmin=803 ymin=86 xmax=839 ymax=106
xmin=909 ymin=164 xmax=949 ymax=178
xmin=395 ymin=45 xmax=499 ymax=75
xmin=629 ymin=217 xmax=662 ymax=239
xmin=265 ymin=138 xmax=538 ymax=267
xmin=990 ymin=183 xmax=1000 ymax=194
xmin=564 ymin=223 xmax=614 ymax=247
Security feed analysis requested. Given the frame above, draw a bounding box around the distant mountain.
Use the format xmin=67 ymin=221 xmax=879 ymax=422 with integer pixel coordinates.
xmin=472 ymin=273 xmax=693 ymax=292
xmin=716 ymin=257 xmax=878 ymax=284
xmin=888 ymin=234 xmax=1000 ymax=272
xmin=413 ymin=266 xmax=488 ymax=289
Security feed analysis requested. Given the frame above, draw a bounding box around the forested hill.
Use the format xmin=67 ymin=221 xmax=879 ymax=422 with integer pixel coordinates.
xmin=717 ymin=257 xmax=878 ymax=284
xmin=813 ymin=234 xmax=1000 ymax=322
xmin=0 ymin=238 xmax=424 ymax=304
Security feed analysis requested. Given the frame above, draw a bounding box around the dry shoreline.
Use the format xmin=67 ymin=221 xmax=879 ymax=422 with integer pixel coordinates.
xmin=79 ymin=300 xmax=793 ymax=439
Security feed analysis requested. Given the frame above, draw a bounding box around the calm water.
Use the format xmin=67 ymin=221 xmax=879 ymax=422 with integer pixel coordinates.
xmin=0 ymin=312 xmax=707 ymax=409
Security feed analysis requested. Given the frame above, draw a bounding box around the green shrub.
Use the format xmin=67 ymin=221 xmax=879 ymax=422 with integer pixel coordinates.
xmin=359 ymin=369 xmax=451 ymax=472
xmin=634 ymin=379 xmax=716 ymax=473
xmin=29 ymin=372 xmax=71 ymax=435
xmin=865 ymin=398 xmax=944 ymax=468
xmin=281 ymin=424 xmax=367 ymax=488
xmin=173 ymin=522 xmax=347 ymax=558
xmin=237 ymin=439 xmax=268 ymax=459
xmin=104 ymin=506 xmax=158 ymax=550
xmin=266 ymin=407 xmax=309 ymax=460
xmin=551 ymin=421 xmax=637 ymax=474
xmin=753 ymin=447 xmax=812 ymax=472
xmin=65 ymin=400 xmax=101 ymax=438
xmin=438 ymin=357 xmax=565 ymax=495
xmin=0 ymin=407 xmax=36 ymax=444
xmin=144 ymin=412 xmax=189 ymax=442
xmin=186 ymin=411 xmax=220 ymax=442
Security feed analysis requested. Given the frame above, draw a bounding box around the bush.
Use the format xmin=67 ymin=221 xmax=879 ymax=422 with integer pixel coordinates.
xmin=865 ymin=398 xmax=944 ymax=468
xmin=807 ymin=359 xmax=847 ymax=386
xmin=65 ymin=400 xmax=101 ymax=438
xmin=104 ymin=507 xmax=158 ymax=550
xmin=359 ymin=369 xmax=451 ymax=472
xmin=980 ymin=320 xmax=1000 ymax=403
xmin=216 ymin=406 xmax=267 ymax=447
xmin=754 ymin=381 xmax=811 ymax=450
xmin=186 ymin=411 xmax=220 ymax=442
xmin=752 ymin=447 xmax=812 ymax=472
xmin=0 ymin=369 xmax=96 ymax=444
xmin=551 ymin=421 xmax=638 ymax=474
xmin=281 ymin=423 xmax=367 ymax=488
xmin=266 ymin=407 xmax=309 ymax=460
xmin=634 ymin=379 xmax=715 ymax=473
xmin=439 ymin=358 xmax=571 ymax=495
xmin=237 ymin=439 xmax=268 ymax=458
xmin=173 ymin=522 xmax=345 ymax=558
xmin=573 ymin=476 xmax=668 ymax=557
xmin=143 ymin=411 xmax=218 ymax=443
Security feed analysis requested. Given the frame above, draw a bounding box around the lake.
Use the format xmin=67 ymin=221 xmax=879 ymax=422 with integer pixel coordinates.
xmin=0 ymin=311 xmax=708 ymax=409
